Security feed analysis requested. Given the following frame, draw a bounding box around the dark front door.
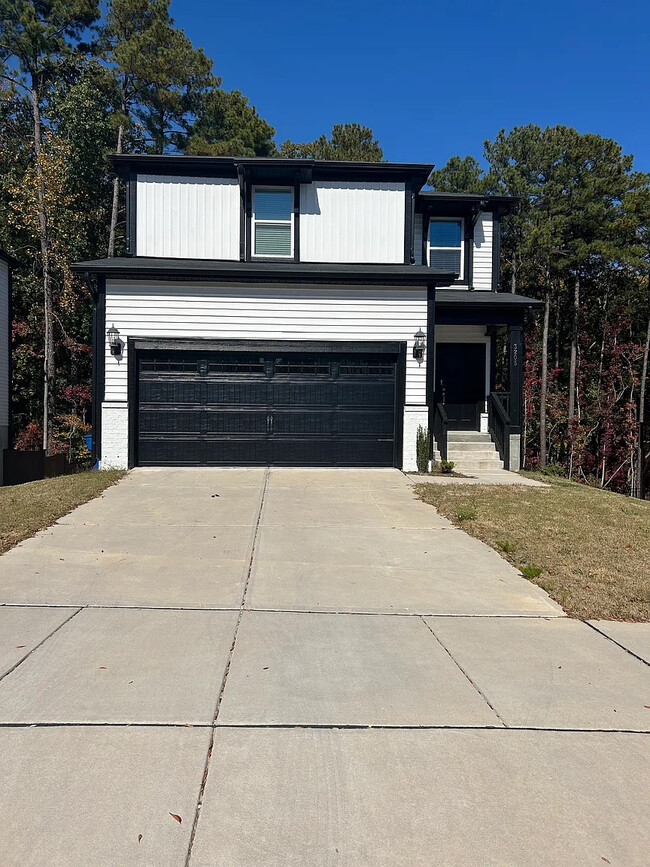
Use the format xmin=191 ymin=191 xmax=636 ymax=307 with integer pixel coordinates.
xmin=135 ymin=349 xmax=400 ymax=467
xmin=435 ymin=343 xmax=486 ymax=429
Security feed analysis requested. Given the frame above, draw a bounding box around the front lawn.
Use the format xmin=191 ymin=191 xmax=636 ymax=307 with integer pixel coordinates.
xmin=414 ymin=475 xmax=650 ymax=621
xmin=0 ymin=470 xmax=125 ymax=555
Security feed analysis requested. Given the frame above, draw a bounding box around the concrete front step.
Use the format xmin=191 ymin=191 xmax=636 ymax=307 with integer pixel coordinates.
xmin=447 ymin=431 xmax=493 ymax=443
xmin=449 ymin=461 xmax=505 ymax=471
xmin=447 ymin=443 xmax=500 ymax=454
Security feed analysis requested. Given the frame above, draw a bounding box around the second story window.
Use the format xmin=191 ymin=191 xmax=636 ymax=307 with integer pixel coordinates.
xmin=252 ymin=188 xmax=293 ymax=258
xmin=428 ymin=219 xmax=463 ymax=278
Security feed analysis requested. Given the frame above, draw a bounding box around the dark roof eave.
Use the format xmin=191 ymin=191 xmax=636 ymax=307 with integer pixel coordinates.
xmin=436 ymin=289 xmax=542 ymax=307
xmin=416 ymin=192 xmax=519 ymax=215
xmin=72 ymin=257 xmax=455 ymax=287
xmin=109 ymin=154 xmax=434 ymax=185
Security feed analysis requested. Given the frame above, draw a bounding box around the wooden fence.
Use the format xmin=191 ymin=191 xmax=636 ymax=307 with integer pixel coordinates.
xmin=2 ymin=450 xmax=68 ymax=487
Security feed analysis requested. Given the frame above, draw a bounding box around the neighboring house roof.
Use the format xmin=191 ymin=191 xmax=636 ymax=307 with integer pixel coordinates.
xmin=110 ymin=154 xmax=434 ymax=187
xmin=71 ymin=257 xmax=457 ymax=286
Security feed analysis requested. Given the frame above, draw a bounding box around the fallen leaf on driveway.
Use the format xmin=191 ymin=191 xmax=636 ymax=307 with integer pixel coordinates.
xmin=16 ymin=645 xmax=25 ymax=649
xmin=138 ymin=834 xmax=142 ymax=843
xmin=170 ymin=813 xmax=182 ymax=824
xmin=99 ymin=666 xmax=107 ymax=669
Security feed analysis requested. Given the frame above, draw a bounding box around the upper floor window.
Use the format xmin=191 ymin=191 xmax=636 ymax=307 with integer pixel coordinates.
xmin=252 ymin=187 xmax=293 ymax=258
xmin=428 ymin=218 xmax=463 ymax=278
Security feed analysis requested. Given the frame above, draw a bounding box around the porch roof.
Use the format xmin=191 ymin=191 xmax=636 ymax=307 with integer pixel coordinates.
xmin=436 ymin=290 xmax=542 ymax=307
xmin=435 ymin=289 xmax=542 ymax=326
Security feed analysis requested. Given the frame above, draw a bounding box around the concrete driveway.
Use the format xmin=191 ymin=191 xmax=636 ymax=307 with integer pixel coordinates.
xmin=0 ymin=468 xmax=648 ymax=865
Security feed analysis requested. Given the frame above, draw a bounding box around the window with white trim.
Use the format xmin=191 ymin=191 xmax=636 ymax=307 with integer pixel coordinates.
xmin=252 ymin=187 xmax=293 ymax=258
xmin=428 ymin=218 xmax=463 ymax=278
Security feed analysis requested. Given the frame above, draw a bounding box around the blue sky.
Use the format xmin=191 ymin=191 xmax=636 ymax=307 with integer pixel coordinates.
xmin=172 ymin=0 xmax=650 ymax=171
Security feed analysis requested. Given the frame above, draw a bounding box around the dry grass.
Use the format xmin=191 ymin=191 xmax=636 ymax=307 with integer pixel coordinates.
xmin=0 ymin=470 xmax=125 ymax=555
xmin=414 ymin=474 xmax=650 ymax=621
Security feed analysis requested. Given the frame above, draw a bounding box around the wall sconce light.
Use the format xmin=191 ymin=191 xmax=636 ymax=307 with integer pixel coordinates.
xmin=107 ymin=324 xmax=121 ymax=357
xmin=413 ymin=328 xmax=426 ymax=365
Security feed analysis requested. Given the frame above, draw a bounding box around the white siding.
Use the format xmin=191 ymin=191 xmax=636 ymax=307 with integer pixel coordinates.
xmin=473 ymin=211 xmax=493 ymax=290
xmin=0 ymin=259 xmax=9 ymax=435
xmin=136 ymin=175 xmax=240 ymax=260
xmin=413 ymin=213 xmax=423 ymax=265
xmin=300 ymin=182 xmax=405 ymax=263
xmin=104 ymin=280 xmax=428 ymax=406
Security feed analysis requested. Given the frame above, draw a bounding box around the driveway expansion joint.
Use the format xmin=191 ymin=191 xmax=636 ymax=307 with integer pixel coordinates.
xmin=584 ymin=620 xmax=650 ymax=668
xmin=184 ymin=467 xmax=270 ymax=867
xmin=0 ymin=607 xmax=83 ymax=685
xmin=420 ymin=615 xmax=508 ymax=727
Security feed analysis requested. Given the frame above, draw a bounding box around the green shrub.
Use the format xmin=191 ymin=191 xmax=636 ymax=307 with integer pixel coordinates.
xmin=455 ymin=500 xmax=478 ymax=522
xmin=440 ymin=459 xmax=455 ymax=475
xmin=416 ymin=425 xmax=430 ymax=473
xmin=520 ymin=563 xmax=544 ymax=580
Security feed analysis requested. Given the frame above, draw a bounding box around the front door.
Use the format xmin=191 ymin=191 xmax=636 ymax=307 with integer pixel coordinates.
xmin=435 ymin=343 xmax=486 ymax=430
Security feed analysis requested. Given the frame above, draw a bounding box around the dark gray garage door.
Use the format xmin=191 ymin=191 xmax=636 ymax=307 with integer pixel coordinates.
xmin=135 ymin=349 xmax=400 ymax=466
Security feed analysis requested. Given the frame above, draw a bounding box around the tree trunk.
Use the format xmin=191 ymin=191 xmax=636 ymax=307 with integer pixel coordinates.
xmin=539 ymin=289 xmax=550 ymax=467
xmin=555 ymin=292 xmax=560 ymax=369
xmin=568 ymin=273 xmax=580 ymax=423
xmin=640 ymin=280 xmax=650 ymax=426
xmin=31 ymin=85 xmax=55 ymax=455
xmin=637 ymin=277 xmax=650 ymax=497
xmin=107 ymin=121 xmax=124 ymax=257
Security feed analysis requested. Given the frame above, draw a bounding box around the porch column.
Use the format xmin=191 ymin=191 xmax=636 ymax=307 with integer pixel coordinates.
xmin=508 ymin=324 xmax=523 ymax=470
xmin=426 ymin=283 xmax=436 ymax=461
xmin=508 ymin=325 xmax=523 ymax=430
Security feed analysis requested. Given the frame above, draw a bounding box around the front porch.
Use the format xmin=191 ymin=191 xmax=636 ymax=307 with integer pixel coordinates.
xmin=429 ymin=291 xmax=537 ymax=471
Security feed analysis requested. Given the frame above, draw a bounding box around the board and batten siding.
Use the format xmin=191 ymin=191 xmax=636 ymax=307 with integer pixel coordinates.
xmin=299 ymin=181 xmax=405 ymax=264
xmin=0 ymin=259 xmax=9 ymax=440
xmin=104 ymin=281 xmax=427 ymax=405
xmin=413 ymin=213 xmax=423 ymax=265
xmin=136 ymin=175 xmax=240 ymax=260
xmin=472 ymin=211 xmax=493 ymax=290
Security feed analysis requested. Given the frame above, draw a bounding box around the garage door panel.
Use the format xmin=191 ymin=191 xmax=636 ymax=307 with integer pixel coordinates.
xmin=272 ymin=382 xmax=336 ymax=407
xmin=337 ymin=410 xmax=395 ymax=436
xmin=205 ymin=381 xmax=268 ymax=405
xmin=138 ymin=438 xmax=206 ymax=466
xmin=337 ymin=383 xmax=395 ymax=407
xmin=204 ymin=410 xmax=268 ymax=435
xmin=139 ymin=409 xmax=203 ymax=435
xmin=136 ymin=350 xmax=399 ymax=467
xmin=272 ymin=410 xmax=334 ymax=435
xmin=140 ymin=380 xmax=203 ymax=404
xmin=204 ymin=439 xmax=269 ymax=465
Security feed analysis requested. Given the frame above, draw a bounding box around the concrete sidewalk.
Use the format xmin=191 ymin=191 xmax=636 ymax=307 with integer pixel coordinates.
xmin=0 ymin=468 xmax=648 ymax=865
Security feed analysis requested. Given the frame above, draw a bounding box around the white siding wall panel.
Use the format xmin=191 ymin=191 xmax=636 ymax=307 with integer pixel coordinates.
xmin=136 ymin=175 xmax=239 ymax=260
xmin=104 ymin=280 xmax=428 ymax=405
xmin=0 ymin=259 xmax=9 ymax=434
xmin=413 ymin=213 xmax=423 ymax=265
xmin=473 ymin=212 xmax=493 ymax=290
xmin=300 ymin=182 xmax=405 ymax=263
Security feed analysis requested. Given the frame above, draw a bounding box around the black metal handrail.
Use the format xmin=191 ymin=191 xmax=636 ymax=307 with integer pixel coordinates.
xmin=488 ymin=391 xmax=511 ymax=469
xmin=433 ymin=402 xmax=449 ymax=461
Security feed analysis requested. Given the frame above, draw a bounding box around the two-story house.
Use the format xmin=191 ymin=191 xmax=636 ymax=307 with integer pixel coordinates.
xmin=73 ymin=156 xmax=539 ymax=473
